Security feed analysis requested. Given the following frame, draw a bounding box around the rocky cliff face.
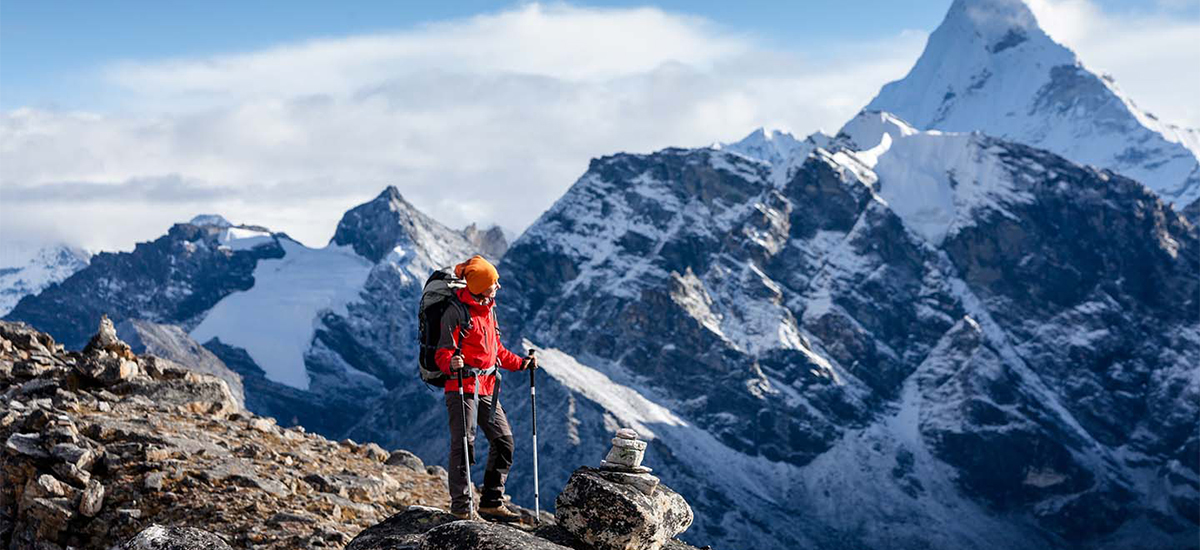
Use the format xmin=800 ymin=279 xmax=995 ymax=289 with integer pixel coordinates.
xmin=482 ymin=109 xmax=1198 ymax=549
xmin=0 ymin=319 xmax=450 ymax=549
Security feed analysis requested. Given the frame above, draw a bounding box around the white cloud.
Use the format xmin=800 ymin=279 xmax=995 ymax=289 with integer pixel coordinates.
xmin=3 ymin=1 xmax=1193 ymax=254
xmin=1026 ymin=0 xmax=1200 ymax=128
xmin=0 ymin=3 xmax=925 ymax=252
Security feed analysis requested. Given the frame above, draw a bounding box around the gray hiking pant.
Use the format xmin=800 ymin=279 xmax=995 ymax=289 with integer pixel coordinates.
xmin=446 ymin=392 xmax=514 ymax=514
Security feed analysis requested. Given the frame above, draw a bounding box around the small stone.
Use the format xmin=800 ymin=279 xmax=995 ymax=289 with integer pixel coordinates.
xmin=249 ymin=417 xmax=276 ymax=433
xmin=52 ymin=462 xmax=92 ymax=488
xmin=615 ymin=428 xmax=639 ymax=440
xmin=610 ymin=437 xmax=647 ymax=451
xmin=386 ymin=449 xmax=425 ymax=471
xmin=51 ymin=443 xmax=96 ymax=470
xmin=145 ymin=471 xmax=167 ymax=491
xmin=29 ymin=474 xmax=69 ymax=499
xmin=268 ymin=511 xmax=316 ymax=524
xmin=363 ymin=442 xmax=389 ymax=462
xmin=146 ymin=447 xmax=172 ymax=461
xmin=79 ymin=479 xmax=105 ymax=517
xmin=5 ymin=432 xmax=48 ymax=458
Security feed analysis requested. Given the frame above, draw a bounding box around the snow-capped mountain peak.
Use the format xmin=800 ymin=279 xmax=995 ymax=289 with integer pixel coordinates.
xmin=330 ymin=185 xmax=474 ymax=270
xmin=717 ymin=127 xmax=835 ymax=187
xmin=0 ymin=243 xmax=91 ymax=316
xmin=188 ymin=214 xmax=233 ymax=227
xmin=942 ymin=0 xmax=1042 ymax=48
xmin=867 ymin=0 xmax=1200 ymax=207
xmin=719 ymin=127 xmax=806 ymax=166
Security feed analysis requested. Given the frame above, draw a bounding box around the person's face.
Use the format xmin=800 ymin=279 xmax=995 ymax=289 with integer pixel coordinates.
xmin=481 ymin=281 xmax=500 ymax=300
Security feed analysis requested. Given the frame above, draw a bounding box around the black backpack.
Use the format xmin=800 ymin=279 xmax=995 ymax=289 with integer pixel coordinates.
xmin=417 ymin=267 xmax=472 ymax=387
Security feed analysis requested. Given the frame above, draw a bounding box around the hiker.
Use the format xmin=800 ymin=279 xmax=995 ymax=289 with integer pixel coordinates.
xmin=434 ymin=255 xmax=537 ymax=521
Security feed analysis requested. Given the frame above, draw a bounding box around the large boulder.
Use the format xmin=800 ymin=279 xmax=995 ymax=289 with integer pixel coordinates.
xmin=347 ymin=505 xmax=570 ymax=550
xmin=420 ymin=520 xmax=571 ymax=550
xmin=346 ymin=505 xmax=460 ymax=550
xmin=555 ymin=467 xmax=693 ymax=550
xmin=121 ymin=524 xmax=234 ymax=550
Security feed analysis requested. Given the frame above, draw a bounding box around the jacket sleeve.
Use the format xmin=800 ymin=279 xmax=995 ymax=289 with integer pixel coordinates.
xmin=497 ymin=340 xmax=525 ymax=372
xmin=434 ymin=305 xmax=463 ymax=375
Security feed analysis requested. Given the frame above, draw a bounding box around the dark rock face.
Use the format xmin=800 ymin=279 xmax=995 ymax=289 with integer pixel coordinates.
xmin=4 ymin=222 xmax=285 ymax=349
xmin=121 ymin=524 xmax=234 ymax=550
xmin=489 ymin=122 xmax=1198 ymax=550
xmin=555 ymin=467 xmax=693 ymax=550
xmin=331 ymin=186 xmax=468 ymax=264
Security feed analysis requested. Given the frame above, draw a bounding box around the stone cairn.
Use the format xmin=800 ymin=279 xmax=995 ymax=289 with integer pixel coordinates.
xmin=598 ymin=428 xmax=660 ymax=496
xmin=555 ymin=428 xmax=694 ymax=550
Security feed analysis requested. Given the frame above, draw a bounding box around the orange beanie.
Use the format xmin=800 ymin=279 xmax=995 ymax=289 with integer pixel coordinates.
xmin=454 ymin=255 xmax=499 ymax=294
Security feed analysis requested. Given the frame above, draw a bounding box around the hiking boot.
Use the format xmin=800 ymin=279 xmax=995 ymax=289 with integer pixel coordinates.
xmin=452 ymin=509 xmax=483 ymax=521
xmin=478 ymin=503 xmax=521 ymax=522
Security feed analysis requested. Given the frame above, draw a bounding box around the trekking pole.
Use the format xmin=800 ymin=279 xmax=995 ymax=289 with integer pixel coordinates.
xmin=528 ymin=348 xmax=540 ymax=524
xmin=456 ymin=362 xmax=474 ymax=518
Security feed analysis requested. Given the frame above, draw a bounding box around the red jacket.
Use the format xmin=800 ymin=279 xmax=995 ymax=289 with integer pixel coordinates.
xmin=435 ymin=288 xmax=525 ymax=395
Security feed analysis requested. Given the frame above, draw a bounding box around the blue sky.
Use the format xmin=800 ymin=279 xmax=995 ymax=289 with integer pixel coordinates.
xmin=1 ymin=1 xmax=948 ymax=110
xmin=6 ymin=0 xmax=1184 ymax=111
xmin=1 ymin=0 xmax=1197 ymax=251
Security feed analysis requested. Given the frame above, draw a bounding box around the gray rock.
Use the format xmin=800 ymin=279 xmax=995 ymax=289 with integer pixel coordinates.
xmin=83 ymin=314 xmax=131 ymax=357
xmin=387 ymin=449 xmax=426 ymax=471
xmin=420 ymin=520 xmax=571 ymax=550
xmin=556 ymin=467 xmax=693 ymax=550
xmin=303 ymin=471 xmax=397 ymax=502
xmin=121 ymin=524 xmax=234 ymax=550
xmin=116 ymin=319 xmax=247 ymax=408
xmin=5 ymin=432 xmax=48 ymax=459
xmin=112 ymin=360 xmax=239 ymax=418
xmin=363 ymin=442 xmax=390 ymax=462
xmin=79 ymin=479 xmax=105 ymax=517
xmin=51 ymin=442 xmax=97 ymax=470
xmin=346 ymin=505 xmax=459 ymax=550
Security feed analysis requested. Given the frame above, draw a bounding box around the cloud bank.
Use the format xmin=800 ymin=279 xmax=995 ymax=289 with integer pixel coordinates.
xmin=1 ymin=1 xmax=1195 ymax=252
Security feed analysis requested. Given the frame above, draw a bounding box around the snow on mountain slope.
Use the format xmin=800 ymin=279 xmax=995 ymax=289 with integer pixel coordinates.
xmin=837 ymin=111 xmax=1034 ymax=245
xmin=717 ymin=127 xmax=832 ymax=187
xmin=190 ymin=238 xmax=373 ymax=390
xmin=491 ymin=107 xmax=1197 ymax=549
xmin=0 ymin=242 xmax=91 ymax=315
xmin=866 ymin=0 xmax=1200 ymax=207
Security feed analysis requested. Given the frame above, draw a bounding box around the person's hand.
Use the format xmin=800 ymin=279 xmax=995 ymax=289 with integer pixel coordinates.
xmin=450 ymin=355 xmax=464 ymax=371
xmin=522 ymin=355 xmax=539 ymax=370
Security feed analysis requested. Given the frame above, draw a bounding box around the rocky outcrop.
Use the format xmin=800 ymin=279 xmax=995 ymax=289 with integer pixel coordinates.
xmin=347 ymin=505 xmax=567 ymax=550
xmin=347 ymin=502 xmax=704 ymax=550
xmin=556 ymin=467 xmax=693 ymax=550
xmin=0 ymin=319 xmax=449 ymax=549
xmin=121 ymin=524 xmax=233 ymax=550
xmin=116 ymin=318 xmax=245 ymax=408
